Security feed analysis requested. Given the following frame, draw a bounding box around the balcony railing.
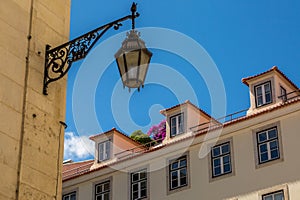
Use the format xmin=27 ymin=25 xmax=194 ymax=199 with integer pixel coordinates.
xmin=190 ymin=109 xmax=248 ymax=133
xmin=278 ymin=89 xmax=300 ymax=102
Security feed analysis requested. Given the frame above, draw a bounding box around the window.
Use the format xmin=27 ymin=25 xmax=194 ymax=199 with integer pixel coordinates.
xmin=131 ymin=169 xmax=147 ymax=200
xmin=211 ymin=142 xmax=231 ymax=177
xmin=169 ymin=156 xmax=188 ymax=190
xmin=95 ymin=181 xmax=110 ymax=200
xmin=98 ymin=140 xmax=111 ymax=161
xmin=280 ymin=86 xmax=287 ymax=101
xmin=255 ymin=81 xmax=272 ymax=107
xmin=262 ymin=190 xmax=284 ymax=200
xmin=170 ymin=113 xmax=184 ymax=137
xmin=257 ymin=127 xmax=280 ymax=164
xmin=62 ymin=192 xmax=76 ymax=200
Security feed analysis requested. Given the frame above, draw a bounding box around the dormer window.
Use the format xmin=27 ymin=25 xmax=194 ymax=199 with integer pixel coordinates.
xmin=170 ymin=113 xmax=184 ymax=137
xmin=255 ymin=81 xmax=272 ymax=107
xmin=98 ymin=140 xmax=111 ymax=162
xmin=280 ymin=86 xmax=287 ymax=101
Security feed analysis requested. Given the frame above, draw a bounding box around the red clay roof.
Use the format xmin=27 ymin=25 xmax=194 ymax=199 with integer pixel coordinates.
xmin=89 ymin=128 xmax=144 ymax=147
xmin=63 ymin=160 xmax=94 ymax=180
xmin=242 ymin=66 xmax=299 ymax=89
xmin=160 ymin=100 xmax=213 ymax=119
xmin=63 ymin=97 xmax=300 ymax=182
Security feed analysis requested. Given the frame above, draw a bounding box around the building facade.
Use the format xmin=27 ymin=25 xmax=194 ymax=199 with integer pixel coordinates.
xmin=62 ymin=67 xmax=300 ymax=200
xmin=0 ymin=1 xmax=70 ymax=199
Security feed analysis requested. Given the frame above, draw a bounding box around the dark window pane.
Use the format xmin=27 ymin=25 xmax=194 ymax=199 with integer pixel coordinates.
xmin=132 ymin=191 xmax=138 ymax=200
xmin=213 ymin=158 xmax=221 ymax=167
xmin=96 ymin=185 xmax=102 ymax=194
xmin=222 ymin=144 xmax=229 ymax=154
xmin=141 ymin=181 xmax=147 ymax=189
xmin=224 ymin=163 xmax=231 ymax=173
xmin=213 ymin=147 xmax=220 ymax=157
xmin=171 ymin=171 xmax=178 ymax=180
xmin=258 ymin=132 xmax=267 ymax=142
xmin=96 ymin=195 xmax=102 ymax=200
xmin=104 ymin=183 xmax=110 ymax=191
xmin=180 ymin=177 xmax=187 ymax=186
xmin=268 ymin=129 xmax=277 ymax=139
xmin=256 ymin=86 xmax=262 ymax=95
xmin=274 ymin=192 xmax=284 ymax=200
xmin=265 ymin=93 xmax=272 ymax=103
xmin=260 ymin=152 xmax=269 ymax=162
xmin=263 ymin=195 xmax=272 ymax=200
xmin=171 ymin=180 xmax=178 ymax=189
xmin=171 ymin=162 xmax=178 ymax=170
xmin=132 ymin=183 xmax=138 ymax=191
xmin=141 ymin=189 xmax=147 ymax=197
xmin=179 ymin=123 xmax=184 ymax=133
xmin=257 ymin=96 xmax=263 ymax=106
xmin=132 ymin=173 xmax=139 ymax=182
xmin=104 ymin=193 xmax=109 ymax=200
xmin=140 ymin=171 xmax=146 ymax=179
xmin=214 ymin=166 xmax=221 ymax=176
xmin=171 ymin=117 xmax=176 ymax=126
xmin=180 ymin=159 xmax=187 ymax=167
xmin=264 ymin=83 xmax=270 ymax=92
xmin=270 ymin=140 xmax=278 ymax=150
xmin=223 ymin=155 xmax=230 ymax=164
xmin=180 ymin=168 xmax=187 ymax=177
xmin=171 ymin=127 xmax=176 ymax=136
xmin=271 ymin=149 xmax=279 ymax=159
xmin=259 ymin=144 xmax=268 ymax=153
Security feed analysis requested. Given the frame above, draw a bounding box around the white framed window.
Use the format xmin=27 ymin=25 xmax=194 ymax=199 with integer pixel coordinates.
xmin=95 ymin=180 xmax=110 ymax=200
xmin=280 ymin=86 xmax=287 ymax=101
xmin=98 ymin=140 xmax=111 ymax=161
xmin=262 ymin=190 xmax=284 ymax=200
xmin=255 ymin=81 xmax=272 ymax=107
xmin=257 ymin=127 xmax=280 ymax=164
xmin=131 ymin=169 xmax=147 ymax=200
xmin=211 ymin=142 xmax=232 ymax=177
xmin=170 ymin=113 xmax=184 ymax=137
xmin=62 ymin=191 xmax=76 ymax=200
xmin=169 ymin=156 xmax=188 ymax=190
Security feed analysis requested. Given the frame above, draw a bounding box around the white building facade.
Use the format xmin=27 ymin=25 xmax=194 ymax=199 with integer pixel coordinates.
xmin=62 ymin=67 xmax=300 ymax=200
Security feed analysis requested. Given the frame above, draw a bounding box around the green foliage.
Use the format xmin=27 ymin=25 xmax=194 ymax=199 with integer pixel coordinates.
xmin=130 ymin=130 xmax=154 ymax=146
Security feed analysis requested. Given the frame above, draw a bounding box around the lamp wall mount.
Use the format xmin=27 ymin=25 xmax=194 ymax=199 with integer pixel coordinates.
xmin=43 ymin=3 xmax=139 ymax=95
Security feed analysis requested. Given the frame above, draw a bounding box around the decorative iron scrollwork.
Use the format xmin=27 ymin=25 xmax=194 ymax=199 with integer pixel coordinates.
xmin=43 ymin=3 xmax=139 ymax=95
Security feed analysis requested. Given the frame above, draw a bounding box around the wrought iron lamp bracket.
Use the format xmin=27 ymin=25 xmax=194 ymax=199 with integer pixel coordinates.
xmin=43 ymin=3 xmax=139 ymax=95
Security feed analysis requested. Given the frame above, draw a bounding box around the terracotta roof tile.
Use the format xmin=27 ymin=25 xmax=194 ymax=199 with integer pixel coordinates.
xmin=242 ymin=66 xmax=299 ymax=89
xmin=160 ymin=100 xmax=213 ymax=120
xmin=89 ymin=128 xmax=144 ymax=147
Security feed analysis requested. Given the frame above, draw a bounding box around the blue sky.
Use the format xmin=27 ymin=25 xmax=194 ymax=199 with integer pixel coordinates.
xmin=64 ymin=0 xmax=300 ymax=161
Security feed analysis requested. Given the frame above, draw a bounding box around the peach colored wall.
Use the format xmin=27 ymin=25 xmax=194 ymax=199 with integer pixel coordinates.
xmin=113 ymin=131 xmax=145 ymax=158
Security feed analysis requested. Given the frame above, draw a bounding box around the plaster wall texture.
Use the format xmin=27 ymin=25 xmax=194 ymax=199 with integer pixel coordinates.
xmin=0 ymin=0 xmax=70 ymax=199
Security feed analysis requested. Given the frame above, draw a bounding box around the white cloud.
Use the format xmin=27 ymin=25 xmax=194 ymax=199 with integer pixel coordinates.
xmin=64 ymin=132 xmax=94 ymax=161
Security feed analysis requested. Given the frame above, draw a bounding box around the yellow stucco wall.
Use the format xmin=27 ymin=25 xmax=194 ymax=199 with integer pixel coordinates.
xmin=0 ymin=0 xmax=70 ymax=199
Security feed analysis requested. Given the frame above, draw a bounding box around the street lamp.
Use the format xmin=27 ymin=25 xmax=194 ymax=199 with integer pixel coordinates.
xmin=43 ymin=2 xmax=152 ymax=95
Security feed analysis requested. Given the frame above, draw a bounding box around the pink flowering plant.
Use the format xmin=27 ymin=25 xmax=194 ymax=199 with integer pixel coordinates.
xmin=147 ymin=119 xmax=166 ymax=143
